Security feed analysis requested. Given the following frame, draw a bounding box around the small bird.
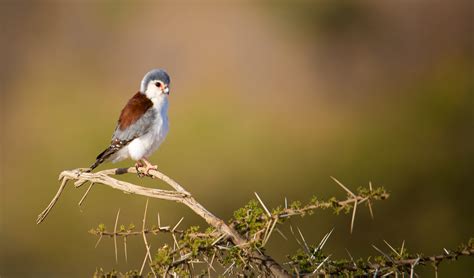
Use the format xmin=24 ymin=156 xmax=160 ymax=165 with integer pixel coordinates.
xmin=89 ymin=69 xmax=171 ymax=174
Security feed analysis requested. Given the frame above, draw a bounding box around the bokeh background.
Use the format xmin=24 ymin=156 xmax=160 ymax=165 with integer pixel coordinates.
xmin=1 ymin=0 xmax=473 ymax=276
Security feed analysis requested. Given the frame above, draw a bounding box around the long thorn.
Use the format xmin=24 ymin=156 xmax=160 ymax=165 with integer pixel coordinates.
xmin=368 ymin=182 xmax=374 ymax=219
xmin=372 ymin=245 xmax=394 ymax=263
xmin=263 ymin=218 xmax=278 ymax=246
xmin=254 ymin=192 xmax=271 ymax=217
xmin=114 ymin=209 xmax=120 ymax=264
xmin=330 ymin=176 xmax=356 ymax=197
xmin=78 ymin=182 xmax=94 ymax=206
xmin=410 ymin=257 xmax=420 ymax=278
xmin=345 ymin=249 xmax=356 ymax=267
xmin=316 ymin=228 xmax=334 ymax=253
xmin=275 ymin=227 xmax=288 ymax=240
xmin=297 ymin=227 xmax=310 ymax=254
xmin=172 ymin=217 xmax=184 ymax=232
xmin=141 ymin=199 xmax=154 ymax=275
xmin=124 ymin=236 xmax=128 ymax=263
xmin=401 ymin=240 xmax=405 ymax=256
xmin=290 ymin=224 xmax=303 ymax=249
xmin=94 ymin=234 xmax=103 ymax=248
xmin=312 ymin=255 xmax=332 ymax=274
xmin=139 ymin=247 xmax=149 ymax=276
xmin=350 ymin=199 xmax=358 ymax=234
xmin=384 ymin=239 xmax=400 ymax=257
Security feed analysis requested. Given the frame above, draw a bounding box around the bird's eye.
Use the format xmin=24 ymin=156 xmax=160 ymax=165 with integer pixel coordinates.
xmin=155 ymin=82 xmax=162 ymax=88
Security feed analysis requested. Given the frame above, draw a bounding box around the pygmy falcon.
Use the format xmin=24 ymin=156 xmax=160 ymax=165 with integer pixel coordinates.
xmin=89 ymin=69 xmax=171 ymax=174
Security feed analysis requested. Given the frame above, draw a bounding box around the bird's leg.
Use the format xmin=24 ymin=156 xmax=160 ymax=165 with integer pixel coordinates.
xmin=141 ymin=158 xmax=158 ymax=176
xmin=135 ymin=160 xmax=146 ymax=178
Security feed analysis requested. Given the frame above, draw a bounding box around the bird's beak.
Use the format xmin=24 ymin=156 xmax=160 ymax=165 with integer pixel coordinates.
xmin=163 ymin=85 xmax=170 ymax=95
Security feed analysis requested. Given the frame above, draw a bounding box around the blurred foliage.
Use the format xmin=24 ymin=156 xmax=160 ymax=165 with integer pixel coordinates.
xmin=265 ymin=0 xmax=375 ymax=36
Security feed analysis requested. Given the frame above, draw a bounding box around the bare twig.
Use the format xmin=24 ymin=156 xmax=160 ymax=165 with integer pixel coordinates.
xmin=36 ymin=177 xmax=68 ymax=224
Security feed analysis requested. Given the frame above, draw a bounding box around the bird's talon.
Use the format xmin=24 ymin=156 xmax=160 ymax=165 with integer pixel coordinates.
xmin=145 ymin=165 xmax=158 ymax=176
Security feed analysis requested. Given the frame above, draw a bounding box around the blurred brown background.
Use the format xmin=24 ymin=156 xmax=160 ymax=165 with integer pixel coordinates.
xmin=1 ymin=0 xmax=473 ymax=276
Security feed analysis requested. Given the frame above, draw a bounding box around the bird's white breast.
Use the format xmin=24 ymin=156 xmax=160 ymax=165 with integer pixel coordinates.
xmin=116 ymin=97 xmax=169 ymax=162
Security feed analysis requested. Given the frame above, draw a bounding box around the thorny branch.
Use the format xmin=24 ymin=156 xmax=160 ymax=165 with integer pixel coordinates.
xmin=286 ymin=235 xmax=474 ymax=276
xmin=37 ymin=167 xmax=390 ymax=277
xmin=37 ymin=167 xmax=472 ymax=276
xmin=37 ymin=167 xmax=291 ymax=277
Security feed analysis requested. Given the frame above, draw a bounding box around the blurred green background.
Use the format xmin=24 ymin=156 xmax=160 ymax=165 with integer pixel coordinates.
xmin=1 ymin=1 xmax=473 ymax=276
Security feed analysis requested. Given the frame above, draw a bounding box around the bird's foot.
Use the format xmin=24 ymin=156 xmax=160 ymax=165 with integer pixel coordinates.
xmin=135 ymin=161 xmax=146 ymax=178
xmin=142 ymin=159 xmax=158 ymax=176
xmin=144 ymin=164 xmax=158 ymax=176
xmin=135 ymin=159 xmax=158 ymax=177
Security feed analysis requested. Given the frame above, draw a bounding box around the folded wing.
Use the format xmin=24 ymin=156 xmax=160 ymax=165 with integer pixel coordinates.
xmin=90 ymin=92 xmax=154 ymax=170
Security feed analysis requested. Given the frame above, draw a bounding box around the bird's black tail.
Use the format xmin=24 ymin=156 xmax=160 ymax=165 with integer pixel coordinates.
xmin=89 ymin=147 xmax=116 ymax=171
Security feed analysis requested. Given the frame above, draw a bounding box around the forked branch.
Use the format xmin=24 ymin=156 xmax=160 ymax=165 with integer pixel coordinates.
xmin=37 ymin=167 xmax=290 ymax=277
xmin=37 ymin=167 xmax=391 ymax=276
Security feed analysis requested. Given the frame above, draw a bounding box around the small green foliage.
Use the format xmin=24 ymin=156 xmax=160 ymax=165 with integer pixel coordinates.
xmin=154 ymin=245 xmax=172 ymax=266
xmin=357 ymin=186 xmax=389 ymax=200
xmin=93 ymin=268 xmax=118 ymax=278
xmin=373 ymin=255 xmax=386 ymax=266
xmin=89 ymin=223 xmax=107 ymax=235
xmin=98 ymin=223 xmax=106 ymax=232
xmin=290 ymin=200 xmax=302 ymax=210
xmin=460 ymin=237 xmax=474 ymax=250
xmin=151 ymin=245 xmax=173 ymax=276
xmin=181 ymin=225 xmax=214 ymax=256
xmin=205 ymin=226 xmax=215 ymax=234
xmin=123 ymin=269 xmax=141 ymax=278
xmin=310 ymin=196 xmax=318 ymax=205
xmin=93 ymin=269 xmax=146 ymax=278
xmin=271 ymin=205 xmax=283 ymax=215
xmin=232 ymin=199 xmax=266 ymax=237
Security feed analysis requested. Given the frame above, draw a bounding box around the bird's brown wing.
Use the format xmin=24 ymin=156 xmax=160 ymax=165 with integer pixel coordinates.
xmin=89 ymin=92 xmax=154 ymax=170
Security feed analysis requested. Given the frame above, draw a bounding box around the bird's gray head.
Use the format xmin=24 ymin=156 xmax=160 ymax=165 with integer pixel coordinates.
xmin=140 ymin=69 xmax=171 ymax=96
